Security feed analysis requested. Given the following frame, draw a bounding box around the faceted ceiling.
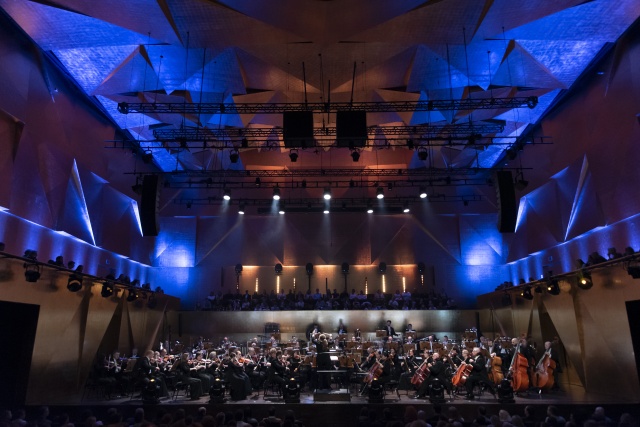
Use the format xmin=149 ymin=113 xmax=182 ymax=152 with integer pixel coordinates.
xmin=1 ymin=0 xmax=639 ymax=209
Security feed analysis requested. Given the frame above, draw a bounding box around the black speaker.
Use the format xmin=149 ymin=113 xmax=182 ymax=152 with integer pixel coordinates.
xmin=336 ymin=111 xmax=367 ymax=147
xmin=140 ymin=175 xmax=161 ymax=236
xmin=495 ymin=171 xmax=517 ymax=233
xmin=283 ymin=111 xmax=314 ymax=148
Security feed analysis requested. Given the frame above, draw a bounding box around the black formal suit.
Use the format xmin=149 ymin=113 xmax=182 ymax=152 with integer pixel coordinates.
xmin=385 ymin=325 xmax=397 ymax=337
xmin=267 ymin=356 xmax=286 ymax=387
xmin=416 ymin=359 xmax=451 ymax=396
xmin=465 ymin=354 xmax=494 ymax=397
xmin=134 ymin=356 xmax=168 ymax=397
xmin=314 ymin=339 xmax=333 ymax=389
xmin=172 ymin=360 xmax=203 ymax=399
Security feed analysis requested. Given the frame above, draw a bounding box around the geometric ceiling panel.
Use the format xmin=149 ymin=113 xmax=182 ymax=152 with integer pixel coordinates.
xmin=56 ymin=160 xmax=96 ymax=245
xmin=492 ymin=41 xmax=566 ymax=89
xmin=564 ymin=156 xmax=606 ymax=241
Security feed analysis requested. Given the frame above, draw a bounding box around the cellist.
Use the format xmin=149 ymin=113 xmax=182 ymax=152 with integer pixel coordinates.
xmin=544 ymin=341 xmax=561 ymax=391
xmin=464 ymin=347 xmax=496 ymax=400
xmin=412 ymin=352 xmax=452 ymax=399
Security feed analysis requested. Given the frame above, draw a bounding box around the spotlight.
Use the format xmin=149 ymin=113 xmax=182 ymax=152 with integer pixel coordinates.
xmin=497 ymin=379 xmax=515 ymax=403
xmin=588 ymin=251 xmax=607 ymax=265
xmin=378 ymin=262 xmax=387 ymax=273
xmin=350 ymin=150 xmax=360 ymax=162
xmin=141 ymin=378 xmax=160 ymax=404
xmin=101 ymin=282 xmax=114 ymax=298
xmin=306 ymin=263 xmax=313 ymax=275
xmin=323 ymin=209 xmax=330 ymax=214
xmin=367 ymin=201 xmax=373 ymax=213
xmin=55 ymin=255 xmax=64 ymax=266
xmin=23 ymin=250 xmax=38 ymax=261
xmin=131 ymin=183 xmax=142 ymax=195
xmin=273 ymin=187 xmax=281 ymax=200
xmin=428 ymin=378 xmax=446 ymax=404
xmin=142 ymin=283 xmax=151 ymax=290
xmin=238 ymin=203 xmax=245 ymax=215
xmin=127 ymin=289 xmax=139 ymax=302
xmin=419 ymin=187 xmax=427 ymax=199
xmin=67 ymin=274 xmax=83 ymax=292
xmin=147 ymin=294 xmax=158 ymax=309
xmin=406 ymin=139 xmax=414 ymax=150
xmin=607 ymin=247 xmax=622 ymax=259
xmin=223 ymin=188 xmax=231 ymax=201
xmin=323 ymin=187 xmax=332 ymax=200
xmin=547 ymin=279 xmax=560 ymax=295
xmin=417 ymin=147 xmax=428 ymax=161
xmin=534 ymin=285 xmax=543 ymax=293
xmin=283 ymin=377 xmax=300 ymax=403
xmin=229 ymin=149 xmax=239 ymax=163
xmin=24 ymin=264 xmax=41 ymax=283
xmin=520 ymin=286 xmax=533 ymax=300
xmin=67 ymin=261 xmax=75 ymax=270
xmin=575 ymin=259 xmax=586 ymax=269
xmin=209 ymin=378 xmax=225 ymax=403
xmin=376 ymin=187 xmax=384 ymax=199
xmin=368 ymin=378 xmax=384 ymax=403
xmin=289 ymin=149 xmax=298 ymax=162
xmin=577 ymin=270 xmax=593 ymax=289
xmin=627 ymin=266 xmax=640 ymax=279
xmin=624 ymin=247 xmax=635 ymax=257
xmin=235 ymin=264 xmax=243 ymax=274
xmin=241 ymin=138 xmax=249 ymax=148
xmin=403 ymin=202 xmax=410 ymax=213
xmin=275 ymin=263 xmax=283 ymax=274
xmin=515 ymin=179 xmax=529 ymax=191
xmin=341 ymin=262 xmax=349 ymax=274
xmin=278 ymin=202 xmax=285 ymax=215
xmin=131 ymin=278 xmax=140 ymax=287
xmin=255 ymin=177 xmax=261 ymax=187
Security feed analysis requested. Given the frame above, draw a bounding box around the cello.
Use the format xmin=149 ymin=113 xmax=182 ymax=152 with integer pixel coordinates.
xmin=410 ymin=360 xmax=429 ymax=387
xmin=487 ymin=354 xmax=504 ymax=385
xmin=531 ymin=351 xmax=556 ymax=390
xmin=509 ymin=342 xmax=530 ymax=392
xmin=363 ymin=361 xmax=383 ymax=384
xmin=451 ymin=362 xmax=472 ymax=387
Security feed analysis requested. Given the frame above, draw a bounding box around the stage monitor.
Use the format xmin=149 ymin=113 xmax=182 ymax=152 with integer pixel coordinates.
xmin=336 ymin=110 xmax=367 ymax=148
xmin=283 ymin=111 xmax=314 ymax=148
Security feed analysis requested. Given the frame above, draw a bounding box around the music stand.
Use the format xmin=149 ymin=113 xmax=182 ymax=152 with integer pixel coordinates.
xmin=376 ymin=330 xmax=387 ymax=338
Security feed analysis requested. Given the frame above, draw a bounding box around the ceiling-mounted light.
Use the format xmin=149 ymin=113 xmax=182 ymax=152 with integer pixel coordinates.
xmin=101 ymin=282 xmax=114 ymax=298
xmin=417 ymin=147 xmax=428 ymax=161
xmin=127 ymin=289 xmax=138 ymax=302
xmin=323 ymin=209 xmax=330 ymax=214
xmin=223 ymin=188 xmax=231 ymax=201
xmin=67 ymin=274 xmax=83 ymax=292
xmin=520 ymin=286 xmax=533 ymax=300
xmin=406 ymin=139 xmax=414 ymax=150
xmin=323 ymin=187 xmax=331 ymax=200
xmin=255 ymin=177 xmax=261 ymax=187
xmin=350 ymin=149 xmax=360 ymax=162
xmin=403 ymin=202 xmax=410 ymax=213
xmin=419 ymin=186 xmax=427 ymax=199
xmin=289 ymin=149 xmax=299 ymax=162
xmin=376 ymin=187 xmax=384 ymax=199
xmin=142 ymin=150 xmax=153 ymax=164
xmin=273 ymin=186 xmax=281 ymax=200
xmin=547 ymin=279 xmax=561 ymax=295
xmin=238 ymin=203 xmax=245 ymax=215
xmin=577 ymin=270 xmax=594 ymax=289
xmin=278 ymin=202 xmax=285 ymax=214
xmin=229 ymin=149 xmax=239 ymax=163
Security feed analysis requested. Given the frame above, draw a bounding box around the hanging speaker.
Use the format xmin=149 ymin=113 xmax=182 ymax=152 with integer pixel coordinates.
xmin=336 ymin=111 xmax=367 ymax=147
xmin=495 ymin=171 xmax=517 ymax=233
xmin=140 ymin=175 xmax=161 ymax=236
xmin=283 ymin=111 xmax=314 ymax=148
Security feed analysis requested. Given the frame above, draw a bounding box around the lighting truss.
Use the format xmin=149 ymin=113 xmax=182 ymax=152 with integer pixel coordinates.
xmin=117 ymin=97 xmax=538 ymax=115
xmin=151 ymin=122 xmax=505 ymax=144
xmin=175 ymin=194 xmax=485 ymax=209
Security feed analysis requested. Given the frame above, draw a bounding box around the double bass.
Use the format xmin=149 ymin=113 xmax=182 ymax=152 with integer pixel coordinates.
xmin=509 ymin=342 xmax=530 ymax=392
xmin=487 ymin=355 xmax=504 ymax=385
xmin=531 ymin=351 xmax=556 ymax=390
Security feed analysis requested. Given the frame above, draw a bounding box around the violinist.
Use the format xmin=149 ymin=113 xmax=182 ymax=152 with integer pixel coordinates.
xmin=398 ymin=348 xmax=418 ymax=391
xmin=413 ymin=352 xmax=451 ymax=398
xmin=135 ymin=350 xmax=169 ymax=398
xmin=170 ymin=353 xmax=203 ymax=400
xmin=464 ymin=347 xmax=496 ymax=400
xmin=226 ymin=353 xmax=252 ymax=400
xmin=266 ymin=348 xmax=286 ymax=389
xmin=104 ymin=351 xmax=122 ymax=377
xmin=192 ymin=351 xmax=214 ymax=392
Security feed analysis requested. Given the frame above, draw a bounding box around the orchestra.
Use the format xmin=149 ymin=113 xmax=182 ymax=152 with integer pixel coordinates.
xmin=90 ymin=322 xmax=561 ymax=402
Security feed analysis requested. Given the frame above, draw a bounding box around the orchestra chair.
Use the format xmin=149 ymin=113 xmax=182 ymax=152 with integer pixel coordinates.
xmin=172 ymin=381 xmax=192 ymax=401
xmin=81 ymin=376 xmax=108 ymax=402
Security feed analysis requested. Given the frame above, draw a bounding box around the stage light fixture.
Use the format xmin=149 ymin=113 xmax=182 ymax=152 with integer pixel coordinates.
xmin=141 ymin=378 xmax=160 ymax=404
xmin=273 ymin=187 xmax=281 ymax=200
xmin=497 ymin=379 xmax=515 ymax=403
xmin=403 ymin=202 xmax=410 ymax=213
xmin=23 ymin=264 xmax=41 ymax=283
xmin=417 ymin=147 xmax=428 ymax=161
xmin=229 ymin=149 xmax=239 ymax=163
xmin=306 ymin=263 xmax=313 ymax=275
xmin=67 ymin=261 xmax=76 ymax=270
xmin=406 ymin=139 xmax=414 ymax=150
xmin=350 ymin=149 xmax=360 ymax=162
xmin=428 ymin=378 xmax=446 ymax=404
xmin=323 ymin=187 xmax=332 ymax=200
xmin=368 ymin=378 xmax=384 ymax=403
xmin=289 ymin=149 xmax=298 ymax=162
xmin=222 ymin=188 xmax=231 ymax=201
xmin=607 ymin=247 xmax=622 ymax=259
xmin=131 ymin=278 xmax=140 ymax=287
xmin=255 ymin=177 xmax=261 ymax=187
xmin=577 ymin=270 xmax=593 ymax=289
xmin=67 ymin=274 xmax=83 ymax=292
xmin=387 ymin=182 xmax=393 ymax=191
xmin=127 ymin=289 xmax=139 ymax=302
xmin=575 ymin=259 xmax=586 ymax=269
xmin=534 ymin=285 xmax=543 ymax=293
xmin=520 ymin=286 xmax=533 ymax=300
xmin=147 ymin=294 xmax=158 ymax=309
xmin=547 ymin=279 xmax=560 ymax=295
xmin=378 ymin=262 xmax=387 ymax=273
xmin=23 ymin=249 xmax=38 ymax=260
xmin=417 ymin=262 xmax=425 ymax=274
xmin=241 ymin=138 xmax=249 ymax=148
xmin=209 ymin=378 xmax=225 ymax=403
xmin=283 ymin=377 xmax=300 ymax=403
xmin=367 ymin=201 xmax=373 ymax=213
xmin=238 ymin=203 xmax=245 ymax=215
xmin=278 ymin=202 xmax=285 ymax=215
xmin=235 ymin=264 xmax=243 ymax=275
xmin=515 ymin=179 xmax=529 ymax=191
xmin=101 ymin=282 xmax=114 ymax=298
xmin=142 ymin=150 xmax=153 ymax=165
xmin=627 ymin=266 xmax=640 ymax=279
xmin=588 ymin=251 xmax=607 ymax=265
xmin=142 ymin=283 xmax=151 ymax=290
xmin=376 ymin=187 xmax=384 ymax=199
xmin=419 ymin=187 xmax=427 ymax=199
xmin=275 ymin=263 xmax=283 ymax=274
xmin=624 ymin=247 xmax=635 ymax=256
xmin=323 ymin=209 xmax=330 ymax=214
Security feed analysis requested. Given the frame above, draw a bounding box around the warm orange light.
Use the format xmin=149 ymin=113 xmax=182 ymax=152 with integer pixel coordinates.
xmin=255 ymin=277 xmax=259 ymax=293
xmin=293 ymin=277 xmax=296 ymax=292
xmin=277 ymin=276 xmax=280 ymax=294
xmin=382 ymin=274 xmax=386 ymax=293
xmin=365 ymin=277 xmax=368 ymax=295
xmin=403 ymin=276 xmax=406 ymax=293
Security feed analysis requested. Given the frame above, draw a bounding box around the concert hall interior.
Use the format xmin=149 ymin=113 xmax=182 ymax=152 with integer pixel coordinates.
xmin=1 ymin=1 xmax=640 ymax=426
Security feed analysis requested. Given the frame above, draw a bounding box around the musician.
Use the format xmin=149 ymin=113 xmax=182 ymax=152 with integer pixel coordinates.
xmin=307 ymin=324 xmax=321 ymax=341
xmin=170 ymin=353 xmax=203 ymax=400
xmin=337 ymin=320 xmax=347 ymax=335
xmin=385 ymin=320 xmax=398 ymax=337
xmin=354 ymin=328 xmax=362 ymax=341
xmin=135 ymin=350 xmax=168 ymax=398
xmin=313 ymin=334 xmax=333 ymax=389
xmin=266 ymin=348 xmax=286 ymax=389
xmin=441 ymin=335 xmax=451 ymax=346
xmin=192 ymin=351 xmax=214 ymax=392
xmin=361 ymin=347 xmax=378 ymax=370
xmin=464 ymin=347 xmax=496 ymax=400
xmin=405 ymin=323 xmax=415 ymax=333
xmin=413 ymin=352 xmax=451 ymax=398
xmin=376 ymin=351 xmax=394 ymax=385
xmin=226 ymin=353 xmax=252 ymax=400
xmin=543 ymin=341 xmax=561 ymax=391
xmin=448 ymin=348 xmax=463 ymax=368
xmin=425 ymin=335 xmax=437 ymax=352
